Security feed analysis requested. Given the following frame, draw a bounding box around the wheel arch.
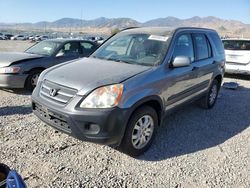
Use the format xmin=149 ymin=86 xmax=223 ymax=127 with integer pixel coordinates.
xmin=127 ymin=96 xmax=164 ymax=127
xmin=214 ymin=74 xmax=222 ymax=86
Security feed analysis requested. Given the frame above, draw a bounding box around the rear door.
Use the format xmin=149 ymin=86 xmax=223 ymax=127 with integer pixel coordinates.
xmin=190 ymin=33 xmax=215 ymax=90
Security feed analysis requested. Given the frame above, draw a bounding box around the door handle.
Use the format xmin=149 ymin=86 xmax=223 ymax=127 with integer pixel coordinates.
xmin=192 ymin=66 xmax=199 ymax=71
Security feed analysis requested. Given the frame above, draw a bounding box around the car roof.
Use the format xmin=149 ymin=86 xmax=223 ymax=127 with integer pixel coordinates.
xmin=121 ymin=27 xmax=216 ymax=36
xmin=46 ymin=39 xmax=96 ymax=43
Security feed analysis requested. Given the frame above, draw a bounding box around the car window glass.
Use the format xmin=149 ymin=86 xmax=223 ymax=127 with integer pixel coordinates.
xmin=92 ymin=33 xmax=169 ymax=66
xmin=105 ymin=36 xmax=132 ymax=55
xmin=80 ymin=42 xmax=95 ymax=56
xmin=57 ymin=42 xmax=80 ymax=56
xmin=223 ymin=40 xmax=250 ymax=50
xmin=25 ymin=41 xmax=61 ymax=56
xmin=194 ymin=34 xmax=210 ymax=60
xmin=81 ymin=42 xmax=94 ymax=49
xmin=209 ymin=33 xmax=224 ymax=54
xmin=172 ymin=34 xmax=194 ymax=62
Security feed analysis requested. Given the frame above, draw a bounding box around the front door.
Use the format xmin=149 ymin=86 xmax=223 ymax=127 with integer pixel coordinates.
xmin=163 ymin=33 xmax=198 ymax=111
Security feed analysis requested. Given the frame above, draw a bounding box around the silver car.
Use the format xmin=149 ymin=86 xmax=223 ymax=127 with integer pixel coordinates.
xmin=32 ymin=27 xmax=225 ymax=156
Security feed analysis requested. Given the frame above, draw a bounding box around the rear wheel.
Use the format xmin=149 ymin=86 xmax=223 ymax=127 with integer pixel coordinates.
xmin=25 ymin=70 xmax=42 ymax=91
xmin=120 ymin=106 xmax=158 ymax=156
xmin=198 ymin=79 xmax=220 ymax=109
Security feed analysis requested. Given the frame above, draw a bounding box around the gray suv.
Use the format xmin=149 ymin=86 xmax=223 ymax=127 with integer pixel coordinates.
xmin=32 ymin=27 xmax=225 ymax=156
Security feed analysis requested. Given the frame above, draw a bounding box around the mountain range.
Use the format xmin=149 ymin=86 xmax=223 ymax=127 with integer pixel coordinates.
xmin=1 ymin=16 xmax=250 ymax=37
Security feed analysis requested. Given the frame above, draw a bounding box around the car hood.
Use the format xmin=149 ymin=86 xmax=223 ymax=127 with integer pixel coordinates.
xmin=0 ymin=52 xmax=44 ymax=67
xmin=43 ymin=57 xmax=151 ymax=95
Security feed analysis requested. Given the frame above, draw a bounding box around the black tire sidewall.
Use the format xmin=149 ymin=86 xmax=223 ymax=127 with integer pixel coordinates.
xmin=206 ymin=79 xmax=219 ymax=108
xmin=120 ymin=106 xmax=158 ymax=156
xmin=25 ymin=70 xmax=42 ymax=91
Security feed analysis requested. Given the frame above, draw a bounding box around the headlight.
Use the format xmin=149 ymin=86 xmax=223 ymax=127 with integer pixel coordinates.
xmin=0 ymin=67 xmax=20 ymax=74
xmin=80 ymin=84 xmax=123 ymax=108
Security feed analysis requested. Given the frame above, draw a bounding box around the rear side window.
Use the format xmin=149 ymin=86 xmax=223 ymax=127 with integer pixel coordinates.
xmin=81 ymin=42 xmax=94 ymax=49
xmin=80 ymin=42 xmax=96 ymax=56
xmin=193 ymin=34 xmax=211 ymax=60
xmin=172 ymin=34 xmax=194 ymax=62
xmin=223 ymin=40 xmax=250 ymax=50
xmin=209 ymin=32 xmax=224 ymax=54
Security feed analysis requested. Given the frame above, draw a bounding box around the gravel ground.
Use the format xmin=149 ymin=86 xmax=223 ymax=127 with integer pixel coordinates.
xmin=0 ymin=40 xmax=33 ymax=52
xmin=0 ymin=41 xmax=250 ymax=187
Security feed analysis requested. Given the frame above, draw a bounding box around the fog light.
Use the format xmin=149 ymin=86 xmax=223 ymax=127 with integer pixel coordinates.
xmin=85 ymin=123 xmax=100 ymax=134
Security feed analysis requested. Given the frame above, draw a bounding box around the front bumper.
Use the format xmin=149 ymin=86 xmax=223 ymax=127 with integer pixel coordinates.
xmin=31 ymin=89 xmax=130 ymax=146
xmin=225 ymin=63 xmax=250 ymax=75
xmin=0 ymin=74 xmax=28 ymax=88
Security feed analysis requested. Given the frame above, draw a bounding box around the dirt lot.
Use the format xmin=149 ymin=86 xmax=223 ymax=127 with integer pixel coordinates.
xmin=0 ymin=41 xmax=250 ymax=187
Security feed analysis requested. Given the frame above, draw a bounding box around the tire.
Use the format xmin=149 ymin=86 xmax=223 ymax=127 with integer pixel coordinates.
xmin=25 ymin=70 xmax=42 ymax=91
xmin=198 ymin=79 xmax=220 ymax=109
xmin=120 ymin=106 xmax=158 ymax=156
xmin=0 ymin=163 xmax=10 ymax=184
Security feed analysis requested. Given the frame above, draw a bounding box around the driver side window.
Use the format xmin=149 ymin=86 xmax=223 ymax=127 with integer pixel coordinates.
xmin=172 ymin=34 xmax=194 ymax=62
xmin=57 ymin=42 xmax=80 ymax=57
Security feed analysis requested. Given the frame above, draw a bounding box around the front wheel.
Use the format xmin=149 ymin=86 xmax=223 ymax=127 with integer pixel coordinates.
xmin=25 ymin=70 xmax=42 ymax=91
xmin=198 ymin=79 xmax=220 ymax=109
xmin=120 ymin=106 xmax=158 ymax=156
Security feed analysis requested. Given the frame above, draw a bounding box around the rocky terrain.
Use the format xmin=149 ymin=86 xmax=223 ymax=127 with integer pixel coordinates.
xmin=1 ymin=16 xmax=250 ymax=37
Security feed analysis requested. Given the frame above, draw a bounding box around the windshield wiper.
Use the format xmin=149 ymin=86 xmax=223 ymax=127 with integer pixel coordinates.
xmin=106 ymin=58 xmax=132 ymax=65
xmin=92 ymin=56 xmax=133 ymax=65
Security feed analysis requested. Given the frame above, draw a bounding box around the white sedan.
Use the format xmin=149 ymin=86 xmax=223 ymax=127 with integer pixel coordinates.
xmin=10 ymin=35 xmax=26 ymax=40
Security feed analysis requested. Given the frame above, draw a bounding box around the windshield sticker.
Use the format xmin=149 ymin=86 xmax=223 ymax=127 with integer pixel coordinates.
xmin=43 ymin=47 xmax=52 ymax=51
xmin=148 ymin=35 xmax=168 ymax=42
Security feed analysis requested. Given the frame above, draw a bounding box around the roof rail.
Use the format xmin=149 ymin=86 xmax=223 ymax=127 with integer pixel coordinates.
xmin=120 ymin=27 xmax=140 ymax=32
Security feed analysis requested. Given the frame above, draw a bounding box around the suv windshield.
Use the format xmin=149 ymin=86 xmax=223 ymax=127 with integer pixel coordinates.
xmin=92 ymin=33 xmax=169 ymax=66
xmin=223 ymin=40 xmax=250 ymax=50
xmin=26 ymin=41 xmax=61 ymax=56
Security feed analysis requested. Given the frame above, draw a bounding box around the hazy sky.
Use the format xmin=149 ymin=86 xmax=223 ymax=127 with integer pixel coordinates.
xmin=0 ymin=0 xmax=249 ymax=24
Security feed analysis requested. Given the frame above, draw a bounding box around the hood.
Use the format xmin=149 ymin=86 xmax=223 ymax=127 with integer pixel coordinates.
xmin=43 ymin=57 xmax=151 ymax=94
xmin=0 ymin=52 xmax=44 ymax=67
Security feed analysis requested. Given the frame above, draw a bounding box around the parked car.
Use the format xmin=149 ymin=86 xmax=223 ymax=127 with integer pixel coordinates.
xmin=0 ymin=33 xmax=7 ymax=40
xmin=87 ymin=36 xmax=105 ymax=44
xmin=36 ymin=35 xmax=49 ymax=41
xmin=3 ymin=34 xmax=14 ymax=40
xmin=10 ymin=35 xmax=26 ymax=40
xmin=31 ymin=27 xmax=225 ymax=156
xmin=0 ymin=39 xmax=99 ymax=90
xmin=222 ymin=39 xmax=250 ymax=75
xmin=0 ymin=35 xmax=6 ymax=40
xmin=32 ymin=35 xmax=41 ymax=41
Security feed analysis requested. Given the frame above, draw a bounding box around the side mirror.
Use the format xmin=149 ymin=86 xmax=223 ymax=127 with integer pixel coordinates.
xmin=171 ymin=56 xmax=191 ymax=68
xmin=56 ymin=51 xmax=64 ymax=57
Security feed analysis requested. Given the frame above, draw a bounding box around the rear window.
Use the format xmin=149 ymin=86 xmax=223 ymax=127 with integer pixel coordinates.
xmin=209 ymin=32 xmax=224 ymax=54
xmin=193 ymin=34 xmax=211 ymax=60
xmin=223 ymin=40 xmax=250 ymax=50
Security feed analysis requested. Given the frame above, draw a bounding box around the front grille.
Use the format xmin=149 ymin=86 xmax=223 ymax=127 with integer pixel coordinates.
xmin=33 ymin=102 xmax=71 ymax=133
xmin=40 ymin=80 xmax=77 ymax=105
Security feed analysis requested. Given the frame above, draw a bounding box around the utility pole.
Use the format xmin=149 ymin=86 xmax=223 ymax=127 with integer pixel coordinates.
xmin=44 ymin=23 xmax=46 ymax=34
xmin=81 ymin=8 xmax=83 ymax=33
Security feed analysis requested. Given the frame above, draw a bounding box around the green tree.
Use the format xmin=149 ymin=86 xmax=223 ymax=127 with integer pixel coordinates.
xmin=111 ymin=28 xmax=120 ymax=35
